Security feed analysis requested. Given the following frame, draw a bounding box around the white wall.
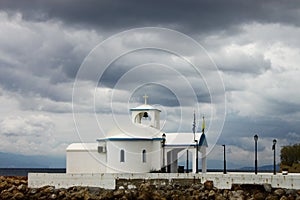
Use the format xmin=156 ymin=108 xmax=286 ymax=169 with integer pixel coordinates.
xmin=106 ymin=140 xmax=161 ymax=173
xmin=66 ymin=150 xmax=106 ymax=173
xmin=29 ymin=172 xmax=300 ymax=190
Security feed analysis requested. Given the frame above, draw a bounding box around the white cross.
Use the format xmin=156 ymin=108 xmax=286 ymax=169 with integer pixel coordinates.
xmin=143 ymin=94 xmax=149 ymax=104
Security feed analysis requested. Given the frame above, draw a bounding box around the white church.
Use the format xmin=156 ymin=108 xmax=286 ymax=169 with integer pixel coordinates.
xmin=66 ymin=96 xmax=208 ymax=174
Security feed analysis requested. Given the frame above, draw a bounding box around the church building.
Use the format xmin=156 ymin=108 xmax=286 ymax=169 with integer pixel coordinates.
xmin=66 ymin=96 xmax=208 ymax=173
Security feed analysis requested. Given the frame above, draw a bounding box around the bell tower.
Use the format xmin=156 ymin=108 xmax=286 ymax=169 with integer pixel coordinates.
xmin=130 ymin=95 xmax=161 ymax=129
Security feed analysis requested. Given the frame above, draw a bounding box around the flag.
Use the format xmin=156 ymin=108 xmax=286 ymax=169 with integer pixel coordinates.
xmin=202 ymin=116 xmax=205 ymax=133
xmin=192 ymin=111 xmax=196 ymax=134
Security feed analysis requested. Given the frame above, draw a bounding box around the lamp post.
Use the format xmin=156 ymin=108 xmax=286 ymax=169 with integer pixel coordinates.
xmin=272 ymin=139 xmax=277 ymax=175
xmin=195 ymin=139 xmax=198 ymax=173
xmin=222 ymin=145 xmax=226 ymax=174
xmin=162 ymin=133 xmax=166 ymax=172
xmin=186 ymin=149 xmax=189 ymax=173
xmin=254 ymin=134 xmax=258 ymax=174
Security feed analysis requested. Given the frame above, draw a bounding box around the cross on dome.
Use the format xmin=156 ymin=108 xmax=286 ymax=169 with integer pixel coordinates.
xmin=143 ymin=94 xmax=149 ymax=104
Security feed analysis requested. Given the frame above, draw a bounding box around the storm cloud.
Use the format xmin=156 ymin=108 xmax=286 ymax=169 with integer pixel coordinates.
xmin=0 ymin=0 xmax=299 ymax=167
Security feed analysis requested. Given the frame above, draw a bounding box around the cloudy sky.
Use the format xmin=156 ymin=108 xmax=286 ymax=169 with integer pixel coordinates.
xmin=0 ymin=0 xmax=300 ymax=168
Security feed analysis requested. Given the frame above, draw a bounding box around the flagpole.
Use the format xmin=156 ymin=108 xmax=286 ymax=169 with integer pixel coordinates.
xmin=192 ymin=111 xmax=198 ymax=173
xmin=201 ymin=116 xmax=207 ymax=174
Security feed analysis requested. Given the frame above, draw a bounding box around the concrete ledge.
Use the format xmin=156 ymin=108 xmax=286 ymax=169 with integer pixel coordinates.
xmin=28 ymin=172 xmax=300 ymax=190
xmin=28 ymin=173 xmax=116 ymax=189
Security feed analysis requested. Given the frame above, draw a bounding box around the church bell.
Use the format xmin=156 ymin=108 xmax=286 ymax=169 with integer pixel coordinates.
xmin=143 ymin=112 xmax=148 ymax=118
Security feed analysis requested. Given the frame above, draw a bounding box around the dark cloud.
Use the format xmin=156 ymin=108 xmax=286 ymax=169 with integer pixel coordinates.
xmin=1 ymin=0 xmax=300 ymax=34
xmin=219 ymin=114 xmax=297 ymax=147
xmin=0 ymin=0 xmax=299 ymax=164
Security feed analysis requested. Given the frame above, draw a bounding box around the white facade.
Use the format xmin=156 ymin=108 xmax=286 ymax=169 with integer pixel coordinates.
xmin=104 ymin=140 xmax=161 ymax=173
xmin=66 ymin=98 xmax=207 ymax=174
xmin=66 ymin=100 xmax=164 ymax=173
xmin=66 ymin=143 xmax=106 ymax=173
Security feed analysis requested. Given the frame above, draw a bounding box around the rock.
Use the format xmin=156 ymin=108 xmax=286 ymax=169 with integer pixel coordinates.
xmin=17 ymin=184 xmax=26 ymax=192
xmin=0 ymin=190 xmax=13 ymax=199
xmin=208 ymin=190 xmax=216 ymax=200
xmin=99 ymin=190 xmax=114 ymax=199
xmin=274 ymin=189 xmax=286 ymax=197
xmin=13 ymin=192 xmax=24 ymax=200
xmin=88 ymin=187 xmax=102 ymax=196
xmin=280 ymin=196 xmax=288 ymax=200
xmin=254 ymin=192 xmax=266 ymax=200
xmin=152 ymin=190 xmax=161 ymax=198
xmin=49 ymin=193 xmax=57 ymax=199
xmin=204 ymin=180 xmax=214 ymax=190
xmin=7 ymin=185 xmax=16 ymax=192
xmin=192 ymin=184 xmax=201 ymax=190
xmin=223 ymin=189 xmax=230 ymax=198
xmin=166 ymin=185 xmax=174 ymax=190
xmin=139 ymin=183 xmax=151 ymax=191
xmin=264 ymin=184 xmax=273 ymax=193
xmin=43 ymin=186 xmax=55 ymax=194
xmin=230 ymin=190 xmax=245 ymax=200
xmin=215 ymin=193 xmax=226 ymax=200
xmin=232 ymin=184 xmax=242 ymax=191
xmin=286 ymin=189 xmax=296 ymax=196
xmin=114 ymin=189 xmax=125 ymax=198
xmin=29 ymin=188 xmax=38 ymax=194
xmin=266 ymin=194 xmax=279 ymax=200
xmin=14 ymin=180 xmax=20 ymax=185
xmin=0 ymin=181 xmax=8 ymax=190
xmin=138 ymin=192 xmax=152 ymax=200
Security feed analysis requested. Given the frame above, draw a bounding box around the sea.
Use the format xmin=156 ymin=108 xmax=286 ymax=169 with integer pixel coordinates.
xmin=0 ymin=168 xmax=66 ymax=176
xmin=0 ymin=168 xmax=274 ymax=176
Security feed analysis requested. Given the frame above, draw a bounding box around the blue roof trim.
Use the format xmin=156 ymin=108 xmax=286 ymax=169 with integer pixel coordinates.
xmin=97 ymin=137 xmax=163 ymax=142
xmin=199 ymin=133 xmax=208 ymax=147
xmin=165 ymin=144 xmax=197 ymax=147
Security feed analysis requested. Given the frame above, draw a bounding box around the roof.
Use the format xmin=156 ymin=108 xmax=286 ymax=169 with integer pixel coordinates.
xmin=97 ymin=137 xmax=163 ymax=142
xmin=164 ymin=132 xmax=201 ymax=146
xmin=66 ymin=143 xmax=97 ymax=151
xmin=130 ymin=104 xmax=161 ymax=112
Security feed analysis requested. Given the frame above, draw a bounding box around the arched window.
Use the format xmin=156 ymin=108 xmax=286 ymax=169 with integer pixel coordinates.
xmin=120 ymin=149 xmax=125 ymax=162
xmin=142 ymin=149 xmax=146 ymax=163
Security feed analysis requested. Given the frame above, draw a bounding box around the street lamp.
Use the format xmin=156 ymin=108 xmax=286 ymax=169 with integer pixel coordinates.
xmin=222 ymin=145 xmax=226 ymax=174
xmin=254 ymin=134 xmax=258 ymax=174
xmin=195 ymin=139 xmax=198 ymax=173
xmin=162 ymin=133 xmax=166 ymax=172
xmin=272 ymin=139 xmax=277 ymax=175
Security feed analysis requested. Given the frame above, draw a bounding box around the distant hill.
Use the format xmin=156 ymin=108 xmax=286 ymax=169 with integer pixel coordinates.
xmin=239 ymin=164 xmax=280 ymax=171
xmin=0 ymin=152 xmax=65 ymax=168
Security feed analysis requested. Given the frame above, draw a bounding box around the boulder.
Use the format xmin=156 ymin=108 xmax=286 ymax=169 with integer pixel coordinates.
xmin=263 ymin=183 xmax=273 ymax=193
xmin=265 ymin=194 xmax=279 ymax=200
xmin=13 ymin=192 xmax=24 ymax=200
xmin=274 ymin=189 xmax=285 ymax=197
xmin=254 ymin=192 xmax=266 ymax=200
xmin=279 ymin=196 xmax=288 ymax=200
xmin=113 ymin=189 xmax=125 ymax=198
xmin=204 ymin=180 xmax=214 ymax=190
xmin=17 ymin=184 xmax=27 ymax=192
xmin=208 ymin=190 xmax=216 ymax=200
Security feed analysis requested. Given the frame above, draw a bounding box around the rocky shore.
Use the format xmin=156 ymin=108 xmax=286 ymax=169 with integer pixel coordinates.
xmin=1 ymin=176 xmax=300 ymax=200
